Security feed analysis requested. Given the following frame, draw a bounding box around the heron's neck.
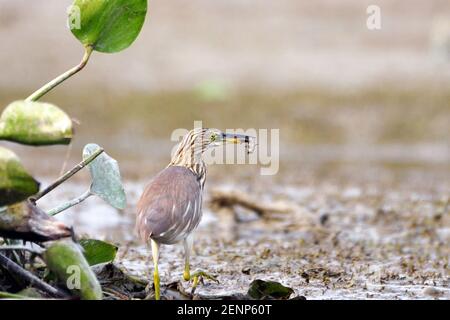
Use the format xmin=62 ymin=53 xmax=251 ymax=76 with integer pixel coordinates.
xmin=169 ymin=144 xmax=207 ymax=188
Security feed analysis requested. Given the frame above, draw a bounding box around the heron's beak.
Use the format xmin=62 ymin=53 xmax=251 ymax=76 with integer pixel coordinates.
xmin=219 ymin=132 xmax=256 ymax=153
xmin=220 ymin=132 xmax=249 ymax=144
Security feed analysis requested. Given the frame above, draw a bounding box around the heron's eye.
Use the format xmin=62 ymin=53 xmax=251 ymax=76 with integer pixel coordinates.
xmin=210 ymin=134 xmax=217 ymax=142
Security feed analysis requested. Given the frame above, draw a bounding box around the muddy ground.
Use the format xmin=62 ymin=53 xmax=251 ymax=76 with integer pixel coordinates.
xmin=29 ymin=155 xmax=448 ymax=300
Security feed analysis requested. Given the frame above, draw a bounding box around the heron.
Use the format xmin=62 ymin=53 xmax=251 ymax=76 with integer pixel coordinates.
xmin=136 ymin=128 xmax=254 ymax=300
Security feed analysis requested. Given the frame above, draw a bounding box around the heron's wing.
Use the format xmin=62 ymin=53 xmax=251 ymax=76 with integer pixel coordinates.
xmin=136 ymin=166 xmax=202 ymax=244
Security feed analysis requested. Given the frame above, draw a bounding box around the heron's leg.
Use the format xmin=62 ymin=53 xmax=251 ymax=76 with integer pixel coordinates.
xmin=151 ymin=239 xmax=160 ymax=300
xmin=182 ymin=235 xmax=218 ymax=295
xmin=183 ymin=235 xmax=192 ymax=281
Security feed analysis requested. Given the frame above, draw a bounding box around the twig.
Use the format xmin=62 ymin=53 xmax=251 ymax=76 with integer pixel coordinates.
xmin=210 ymin=189 xmax=293 ymax=217
xmin=0 ymin=252 xmax=68 ymax=298
xmin=25 ymin=46 xmax=93 ymax=102
xmin=0 ymin=246 xmax=43 ymax=255
xmin=102 ymin=287 xmax=130 ymax=300
xmin=3 ymin=239 xmax=22 ymax=265
xmin=32 ymin=147 xmax=104 ymax=201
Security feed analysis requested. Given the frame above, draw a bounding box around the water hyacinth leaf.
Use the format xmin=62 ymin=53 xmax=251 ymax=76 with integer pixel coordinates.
xmin=69 ymin=0 xmax=148 ymax=53
xmin=0 ymin=101 xmax=72 ymax=146
xmin=0 ymin=147 xmax=39 ymax=206
xmin=248 ymin=279 xmax=294 ymax=300
xmin=79 ymin=239 xmax=118 ymax=266
xmin=0 ymin=201 xmax=71 ymax=242
xmin=83 ymin=144 xmax=126 ymax=209
xmin=43 ymin=239 xmax=103 ymax=300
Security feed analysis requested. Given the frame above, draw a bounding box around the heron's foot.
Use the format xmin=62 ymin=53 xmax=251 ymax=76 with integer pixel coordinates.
xmin=188 ymin=270 xmax=219 ymax=295
xmin=183 ymin=269 xmax=190 ymax=282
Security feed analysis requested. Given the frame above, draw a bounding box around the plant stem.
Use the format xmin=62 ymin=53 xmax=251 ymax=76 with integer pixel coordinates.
xmin=0 ymin=291 xmax=38 ymax=299
xmin=0 ymin=252 xmax=68 ymax=298
xmin=25 ymin=46 xmax=93 ymax=102
xmin=2 ymin=239 xmax=23 ymax=265
xmin=0 ymin=246 xmax=43 ymax=255
xmin=31 ymin=147 xmax=104 ymax=201
xmin=47 ymin=189 xmax=92 ymax=216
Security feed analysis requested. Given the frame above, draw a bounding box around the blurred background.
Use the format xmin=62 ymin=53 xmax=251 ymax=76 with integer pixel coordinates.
xmin=0 ymin=0 xmax=449 ymax=299
xmin=1 ymin=0 xmax=449 ymax=175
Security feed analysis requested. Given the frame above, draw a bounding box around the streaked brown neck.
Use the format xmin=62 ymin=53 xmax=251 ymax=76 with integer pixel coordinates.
xmin=168 ymin=129 xmax=208 ymax=188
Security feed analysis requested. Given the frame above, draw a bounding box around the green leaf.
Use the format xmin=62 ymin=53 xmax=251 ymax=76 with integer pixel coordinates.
xmin=247 ymin=279 xmax=294 ymax=300
xmin=0 ymin=147 xmax=39 ymax=206
xmin=79 ymin=239 xmax=118 ymax=266
xmin=69 ymin=0 xmax=148 ymax=53
xmin=43 ymin=239 xmax=103 ymax=300
xmin=0 ymin=291 xmax=39 ymax=300
xmin=0 ymin=100 xmax=73 ymax=146
xmin=83 ymin=144 xmax=126 ymax=209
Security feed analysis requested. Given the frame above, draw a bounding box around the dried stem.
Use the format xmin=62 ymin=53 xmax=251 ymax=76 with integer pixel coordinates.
xmin=32 ymin=147 xmax=104 ymax=202
xmin=0 ymin=246 xmax=43 ymax=255
xmin=0 ymin=252 xmax=68 ymax=298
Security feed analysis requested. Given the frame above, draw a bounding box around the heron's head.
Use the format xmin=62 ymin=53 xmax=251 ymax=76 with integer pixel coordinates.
xmin=170 ymin=128 xmax=255 ymax=169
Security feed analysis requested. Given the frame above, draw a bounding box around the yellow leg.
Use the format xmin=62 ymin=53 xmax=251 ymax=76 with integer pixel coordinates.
xmin=183 ymin=236 xmax=192 ymax=281
xmin=151 ymin=239 xmax=160 ymax=300
xmin=183 ymin=235 xmax=218 ymax=295
xmin=190 ymin=270 xmax=219 ymax=295
xmin=183 ymin=262 xmax=190 ymax=281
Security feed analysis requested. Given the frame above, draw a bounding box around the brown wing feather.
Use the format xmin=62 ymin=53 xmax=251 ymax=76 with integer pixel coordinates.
xmin=136 ymin=166 xmax=202 ymax=244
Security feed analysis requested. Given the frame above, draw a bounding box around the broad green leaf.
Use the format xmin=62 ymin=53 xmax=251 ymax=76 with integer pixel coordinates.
xmin=248 ymin=279 xmax=294 ymax=300
xmin=69 ymin=0 xmax=148 ymax=53
xmin=43 ymin=239 xmax=103 ymax=300
xmin=83 ymin=144 xmax=126 ymax=209
xmin=79 ymin=239 xmax=118 ymax=266
xmin=0 ymin=100 xmax=73 ymax=146
xmin=0 ymin=147 xmax=39 ymax=206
